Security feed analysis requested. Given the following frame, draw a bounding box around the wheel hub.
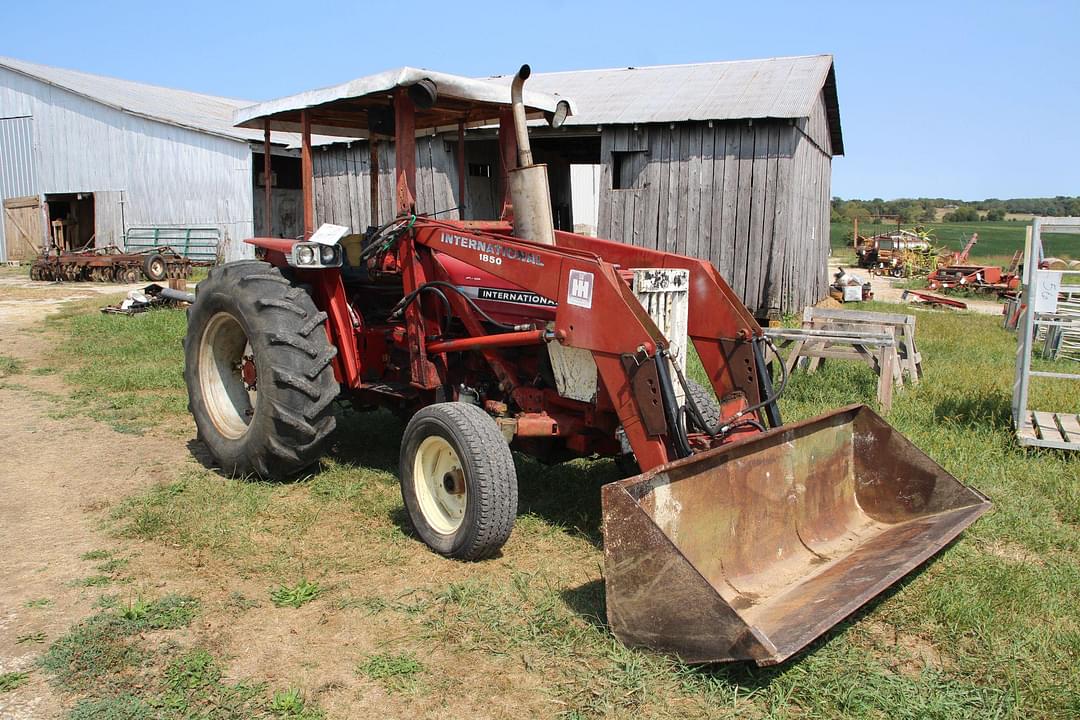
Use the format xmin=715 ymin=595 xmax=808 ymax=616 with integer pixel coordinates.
xmin=414 ymin=436 xmax=467 ymax=535
xmin=198 ymin=312 xmax=258 ymax=439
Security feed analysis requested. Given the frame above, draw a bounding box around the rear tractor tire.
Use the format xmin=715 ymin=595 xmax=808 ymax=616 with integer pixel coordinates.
xmin=614 ymin=378 xmax=721 ymax=477
xmin=183 ymin=260 xmax=339 ymax=479
xmin=400 ymin=402 xmax=518 ymax=560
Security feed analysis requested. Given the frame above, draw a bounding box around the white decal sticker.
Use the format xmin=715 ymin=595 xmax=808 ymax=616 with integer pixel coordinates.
xmin=567 ymin=269 xmax=594 ymax=309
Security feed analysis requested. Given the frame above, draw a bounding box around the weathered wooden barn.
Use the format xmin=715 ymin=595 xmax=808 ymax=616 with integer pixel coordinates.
xmin=305 ymin=55 xmax=842 ymax=316
xmin=0 ymin=56 xmax=308 ymax=262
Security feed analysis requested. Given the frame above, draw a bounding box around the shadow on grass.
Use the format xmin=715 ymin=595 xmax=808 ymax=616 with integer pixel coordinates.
xmin=558 ymin=528 xmax=967 ymax=691
xmin=933 ymin=391 xmax=1012 ymax=430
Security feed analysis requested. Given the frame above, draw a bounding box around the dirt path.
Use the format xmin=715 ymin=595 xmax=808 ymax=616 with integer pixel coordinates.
xmin=0 ymin=281 xmax=189 ymax=719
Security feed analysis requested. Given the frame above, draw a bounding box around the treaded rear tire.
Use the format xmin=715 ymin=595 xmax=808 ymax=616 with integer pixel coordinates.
xmin=400 ymin=402 xmax=517 ymax=560
xmin=685 ymin=378 xmax=721 ymax=433
xmin=183 ymin=260 xmax=339 ymax=479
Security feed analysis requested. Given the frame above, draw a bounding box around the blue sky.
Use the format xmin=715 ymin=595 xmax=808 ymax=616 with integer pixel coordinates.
xmin=4 ymin=0 xmax=1077 ymax=200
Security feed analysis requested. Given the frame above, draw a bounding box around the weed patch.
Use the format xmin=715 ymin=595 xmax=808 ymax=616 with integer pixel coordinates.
xmin=358 ymin=652 xmax=424 ymax=692
xmin=0 ymin=353 xmax=23 ymax=378
xmin=0 ymin=672 xmax=30 ymax=693
xmin=270 ymin=580 xmax=321 ymax=609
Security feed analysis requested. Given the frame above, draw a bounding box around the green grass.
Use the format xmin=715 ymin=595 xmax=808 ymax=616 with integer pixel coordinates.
xmin=270 ymin=580 xmax=322 ymax=609
xmin=25 ymin=597 xmax=52 ymax=609
xmin=831 ymin=220 xmax=1079 ymax=264
xmin=270 ymin=688 xmax=324 ymax=719
xmin=17 ymin=631 xmax=47 ymax=644
xmin=44 ymin=285 xmax=1080 ymax=717
xmin=0 ymin=354 xmax=23 ymax=378
xmin=0 ymin=671 xmax=30 ymax=693
xmin=44 ymin=302 xmax=190 ymax=434
xmin=37 ymin=594 xmax=324 ymax=719
xmin=358 ymin=652 xmax=424 ymax=692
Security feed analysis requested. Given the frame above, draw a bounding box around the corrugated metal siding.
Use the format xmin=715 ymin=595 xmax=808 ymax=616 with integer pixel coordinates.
xmin=0 ymin=115 xmax=39 ymax=261
xmin=0 ymin=66 xmax=254 ymax=260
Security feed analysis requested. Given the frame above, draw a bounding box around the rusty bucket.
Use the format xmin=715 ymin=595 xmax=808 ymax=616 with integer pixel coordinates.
xmin=601 ymin=404 xmax=990 ymax=666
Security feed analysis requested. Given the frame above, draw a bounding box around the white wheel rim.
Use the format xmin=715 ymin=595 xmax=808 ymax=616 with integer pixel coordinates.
xmin=413 ymin=435 xmax=467 ymax=535
xmin=198 ymin=311 xmax=257 ymax=439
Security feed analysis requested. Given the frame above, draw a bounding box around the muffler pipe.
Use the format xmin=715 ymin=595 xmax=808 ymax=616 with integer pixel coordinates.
xmin=508 ymin=64 xmax=556 ymax=246
xmin=510 ymin=65 xmax=534 ymax=167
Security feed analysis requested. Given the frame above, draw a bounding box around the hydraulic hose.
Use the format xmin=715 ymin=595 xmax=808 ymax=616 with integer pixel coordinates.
xmin=670 ymin=335 xmax=788 ymax=439
xmin=653 ymin=348 xmax=694 ymax=459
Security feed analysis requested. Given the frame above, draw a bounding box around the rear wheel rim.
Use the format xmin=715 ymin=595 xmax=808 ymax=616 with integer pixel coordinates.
xmin=413 ymin=435 xmax=466 ymax=534
xmin=150 ymin=259 xmax=165 ymax=277
xmin=198 ymin=311 xmax=257 ymax=439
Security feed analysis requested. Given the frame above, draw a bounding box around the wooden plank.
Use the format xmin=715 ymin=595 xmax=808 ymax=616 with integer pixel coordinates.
xmin=684 ymin=123 xmax=703 ymax=259
xmin=808 ymin=307 xmax=915 ymax=325
xmin=746 ymin=123 xmax=770 ymax=313
xmin=877 ymin=346 xmax=894 ymax=413
xmin=597 ymin=130 xmax=614 ymax=238
xmin=665 ymin=125 xmax=683 ymax=254
xmin=654 ymin=126 xmax=671 ymax=252
xmin=758 ymin=124 xmax=780 ymax=317
xmin=641 ymin=125 xmax=662 ymax=250
xmin=1056 ymin=413 xmax=1080 ymax=443
xmin=344 ymin=144 xmax=361 ymax=233
xmin=719 ymin=125 xmax=740 ymax=289
xmin=1033 ymin=411 xmax=1064 ymax=442
xmin=771 ymin=127 xmax=795 ymax=314
xmin=698 ymin=124 xmax=717 ymax=270
xmin=732 ymin=123 xmax=755 ymax=304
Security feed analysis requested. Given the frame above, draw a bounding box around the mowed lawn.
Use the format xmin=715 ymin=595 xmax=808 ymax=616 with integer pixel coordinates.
xmin=830 ymin=220 xmax=1078 ymax=266
xmin=23 ymin=298 xmax=1080 ymax=719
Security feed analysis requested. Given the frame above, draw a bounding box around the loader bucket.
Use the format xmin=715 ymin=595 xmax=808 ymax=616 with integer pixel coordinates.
xmin=601 ymin=404 xmax=990 ymax=666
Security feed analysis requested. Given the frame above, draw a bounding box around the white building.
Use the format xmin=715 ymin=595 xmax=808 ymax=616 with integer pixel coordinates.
xmin=0 ymin=56 xmax=298 ymax=262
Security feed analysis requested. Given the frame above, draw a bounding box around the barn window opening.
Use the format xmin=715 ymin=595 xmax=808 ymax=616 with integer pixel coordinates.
xmin=468 ymin=163 xmax=492 ymax=178
xmin=611 ymin=150 xmax=645 ymax=190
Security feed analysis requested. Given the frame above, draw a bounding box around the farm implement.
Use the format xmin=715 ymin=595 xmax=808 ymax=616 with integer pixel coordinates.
xmin=183 ymin=65 xmax=990 ymax=665
xmin=30 ymin=245 xmax=192 ymax=283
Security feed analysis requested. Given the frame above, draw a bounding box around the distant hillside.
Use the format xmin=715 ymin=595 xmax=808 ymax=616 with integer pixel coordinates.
xmin=832 ymin=196 xmax=1080 ymax=224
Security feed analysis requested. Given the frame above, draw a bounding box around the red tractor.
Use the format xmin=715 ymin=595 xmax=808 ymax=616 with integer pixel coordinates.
xmin=183 ymin=66 xmax=989 ymax=665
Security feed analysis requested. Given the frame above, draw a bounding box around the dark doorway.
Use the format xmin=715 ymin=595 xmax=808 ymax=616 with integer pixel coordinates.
xmin=44 ymin=193 xmax=95 ymax=251
xmin=253 ymin=152 xmax=304 ymax=238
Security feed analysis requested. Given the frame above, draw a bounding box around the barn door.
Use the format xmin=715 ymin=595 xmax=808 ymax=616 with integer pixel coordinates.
xmin=2 ymin=196 xmax=44 ymax=261
xmin=94 ymin=190 xmax=125 ymax=247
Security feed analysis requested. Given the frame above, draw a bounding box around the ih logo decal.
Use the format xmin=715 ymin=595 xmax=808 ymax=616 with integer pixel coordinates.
xmin=567 ymin=269 xmax=594 ymax=309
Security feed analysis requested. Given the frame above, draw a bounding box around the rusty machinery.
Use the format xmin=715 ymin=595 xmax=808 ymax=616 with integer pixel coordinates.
xmin=182 ymin=65 xmax=990 ymax=665
xmin=30 ymin=244 xmax=192 ymax=283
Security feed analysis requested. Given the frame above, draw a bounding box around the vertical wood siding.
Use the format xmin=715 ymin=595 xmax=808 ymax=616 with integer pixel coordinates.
xmin=597 ymin=120 xmax=831 ymax=317
xmin=312 ymin=136 xmax=460 ymax=232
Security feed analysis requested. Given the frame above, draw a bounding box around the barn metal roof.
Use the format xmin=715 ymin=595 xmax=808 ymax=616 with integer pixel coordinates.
xmin=488 ymin=55 xmax=843 ymax=155
xmin=233 ymin=67 xmax=577 ymax=138
xmin=0 ymin=56 xmax=313 ymax=147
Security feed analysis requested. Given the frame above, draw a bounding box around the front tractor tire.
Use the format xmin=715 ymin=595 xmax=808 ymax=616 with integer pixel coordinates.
xmin=400 ymin=403 xmax=518 ymax=560
xmin=183 ymin=261 xmax=339 ymax=479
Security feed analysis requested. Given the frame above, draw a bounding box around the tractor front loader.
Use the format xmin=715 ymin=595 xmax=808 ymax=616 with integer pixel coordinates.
xmin=183 ymin=65 xmax=990 ymax=665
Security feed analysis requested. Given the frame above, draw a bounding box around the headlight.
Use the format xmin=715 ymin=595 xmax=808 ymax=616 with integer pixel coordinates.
xmin=289 ymin=242 xmax=342 ymax=268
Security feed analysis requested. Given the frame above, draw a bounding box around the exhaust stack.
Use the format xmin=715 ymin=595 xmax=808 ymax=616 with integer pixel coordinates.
xmin=508 ymin=65 xmax=556 ymax=246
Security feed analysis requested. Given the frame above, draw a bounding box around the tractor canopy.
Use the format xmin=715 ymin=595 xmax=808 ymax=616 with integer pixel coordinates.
xmin=234 ymin=66 xmax=576 ymax=138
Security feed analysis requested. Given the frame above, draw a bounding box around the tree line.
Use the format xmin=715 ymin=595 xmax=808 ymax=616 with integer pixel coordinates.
xmin=832 ymin=196 xmax=1080 ymax=224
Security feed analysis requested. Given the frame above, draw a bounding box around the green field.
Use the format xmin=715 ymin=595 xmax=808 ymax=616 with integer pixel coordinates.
xmin=830 ymin=220 xmax=1078 ymax=265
